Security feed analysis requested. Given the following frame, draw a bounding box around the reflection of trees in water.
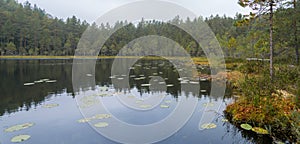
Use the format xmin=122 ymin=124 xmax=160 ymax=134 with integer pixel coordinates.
xmin=0 ymin=59 xmax=224 ymax=116
xmin=0 ymin=60 xmax=74 ymax=116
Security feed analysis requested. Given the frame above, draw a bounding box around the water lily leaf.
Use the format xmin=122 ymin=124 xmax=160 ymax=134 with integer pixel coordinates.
xmin=189 ymin=81 xmax=199 ymax=84
xmin=221 ymin=118 xmax=229 ymax=122
xmin=99 ymin=87 xmax=108 ymax=91
xmin=98 ymin=93 xmax=110 ymax=97
xmin=139 ymin=104 xmax=151 ymax=108
xmin=45 ymin=80 xmax=57 ymax=83
xmin=134 ymin=77 xmax=146 ymax=80
xmin=11 ymin=135 xmax=31 ymax=143
xmin=40 ymin=79 xmax=49 ymax=81
xmin=109 ymin=76 xmax=116 ymax=79
xmin=135 ymin=100 xmax=143 ymax=104
xmin=42 ymin=103 xmax=59 ymax=108
xmin=77 ymin=118 xmax=93 ymax=123
xmin=79 ymin=96 xmax=99 ymax=108
xmin=24 ymin=83 xmax=34 ymax=86
xmin=200 ymin=90 xmax=207 ymax=93
xmin=240 ymin=124 xmax=252 ymax=130
xmin=251 ymin=127 xmax=269 ymax=134
xmin=93 ymin=114 xmax=112 ymax=119
xmin=200 ymin=123 xmax=217 ymax=129
xmin=34 ymin=80 xmax=44 ymax=83
xmin=94 ymin=122 xmax=109 ymax=128
xmin=127 ymin=95 xmax=135 ymax=99
xmin=203 ymin=102 xmax=214 ymax=107
xmin=86 ymin=74 xmax=93 ymax=77
xmin=141 ymin=84 xmax=151 ymax=87
xmin=200 ymin=78 xmax=208 ymax=82
xmin=78 ymin=114 xmax=111 ymax=123
xmin=164 ymin=100 xmax=172 ymax=103
xmin=160 ymin=105 xmax=169 ymax=108
xmin=5 ymin=123 xmax=35 ymax=132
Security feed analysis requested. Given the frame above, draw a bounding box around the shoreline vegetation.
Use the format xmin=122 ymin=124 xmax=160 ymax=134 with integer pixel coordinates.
xmin=224 ymin=61 xmax=300 ymax=143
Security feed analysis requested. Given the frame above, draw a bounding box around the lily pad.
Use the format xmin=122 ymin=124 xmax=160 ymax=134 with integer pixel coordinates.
xmin=99 ymin=87 xmax=108 ymax=91
xmin=203 ymin=102 xmax=214 ymax=107
xmin=5 ymin=123 xmax=35 ymax=133
xmin=240 ymin=124 xmax=252 ymax=130
xmin=166 ymin=84 xmax=174 ymax=87
xmin=77 ymin=118 xmax=93 ymax=123
xmin=79 ymin=96 xmax=99 ymax=108
xmin=98 ymin=93 xmax=111 ymax=97
xmin=160 ymin=105 xmax=169 ymax=108
xmin=11 ymin=135 xmax=31 ymax=143
xmin=164 ymin=100 xmax=172 ymax=103
xmin=135 ymin=100 xmax=143 ymax=104
xmin=77 ymin=114 xmax=111 ymax=123
xmin=221 ymin=118 xmax=229 ymax=122
xmin=141 ymin=84 xmax=151 ymax=87
xmin=34 ymin=80 xmax=44 ymax=83
xmin=251 ymin=127 xmax=269 ymax=134
xmin=189 ymin=81 xmax=199 ymax=84
xmin=93 ymin=114 xmax=112 ymax=119
xmin=94 ymin=122 xmax=109 ymax=128
xmin=200 ymin=78 xmax=208 ymax=82
xmin=200 ymin=90 xmax=207 ymax=93
xmin=24 ymin=83 xmax=34 ymax=86
xmin=127 ymin=95 xmax=135 ymax=99
xmin=109 ymin=76 xmax=116 ymax=79
xmin=139 ymin=104 xmax=151 ymax=108
xmin=42 ymin=103 xmax=59 ymax=108
xmin=200 ymin=123 xmax=217 ymax=129
xmin=86 ymin=74 xmax=93 ymax=77
xmin=45 ymin=80 xmax=57 ymax=83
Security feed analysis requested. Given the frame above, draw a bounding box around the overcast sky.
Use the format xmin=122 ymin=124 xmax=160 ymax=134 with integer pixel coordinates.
xmin=18 ymin=0 xmax=249 ymax=23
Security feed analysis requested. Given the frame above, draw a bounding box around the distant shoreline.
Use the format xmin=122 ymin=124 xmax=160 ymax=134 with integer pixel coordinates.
xmin=0 ymin=56 xmax=208 ymax=61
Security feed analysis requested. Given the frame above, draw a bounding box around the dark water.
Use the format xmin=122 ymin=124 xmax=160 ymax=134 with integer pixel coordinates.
xmin=0 ymin=59 xmax=271 ymax=144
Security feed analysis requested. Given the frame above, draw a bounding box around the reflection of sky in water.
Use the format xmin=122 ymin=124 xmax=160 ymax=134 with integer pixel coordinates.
xmin=0 ymin=87 xmax=251 ymax=144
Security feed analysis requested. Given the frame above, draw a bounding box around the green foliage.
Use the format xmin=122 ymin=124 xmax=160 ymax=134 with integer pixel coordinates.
xmin=5 ymin=42 xmax=16 ymax=55
xmin=225 ymin=64 xmax=300 ymax=142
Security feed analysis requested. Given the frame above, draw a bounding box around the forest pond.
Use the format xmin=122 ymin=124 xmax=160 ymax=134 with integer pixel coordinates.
xmin=0 ymin=59 xmax=271 ymax=144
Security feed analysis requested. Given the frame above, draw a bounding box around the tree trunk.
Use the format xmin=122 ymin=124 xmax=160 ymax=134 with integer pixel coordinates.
xmin=294 ymin=0 xmax=299 ymax=65
xmin=270 ymin=1 xmax=274 ymax=81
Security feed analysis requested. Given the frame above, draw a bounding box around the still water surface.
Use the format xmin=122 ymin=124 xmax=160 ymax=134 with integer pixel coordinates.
xmin=0 ymin=59 xmax=270 ymax=144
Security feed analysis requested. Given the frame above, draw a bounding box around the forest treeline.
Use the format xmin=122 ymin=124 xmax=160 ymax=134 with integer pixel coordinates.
xmin=0 ymin=0 xmax=299 ymax=61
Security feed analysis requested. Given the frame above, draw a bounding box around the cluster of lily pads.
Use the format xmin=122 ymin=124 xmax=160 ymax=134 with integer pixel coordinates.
xmin=3 ymin=102 xmax=60 ymax=143
xmin=240 ymin=123 xmax=269 ymax=134
xmin=23 ymin=78 xmax=57 ymax=86
xmin=4 ymin=122 xmax=34 ymax=143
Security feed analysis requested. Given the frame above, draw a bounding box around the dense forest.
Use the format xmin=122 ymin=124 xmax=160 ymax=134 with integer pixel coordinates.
xmin=0 ymin=0 xmax=299 ymax=62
